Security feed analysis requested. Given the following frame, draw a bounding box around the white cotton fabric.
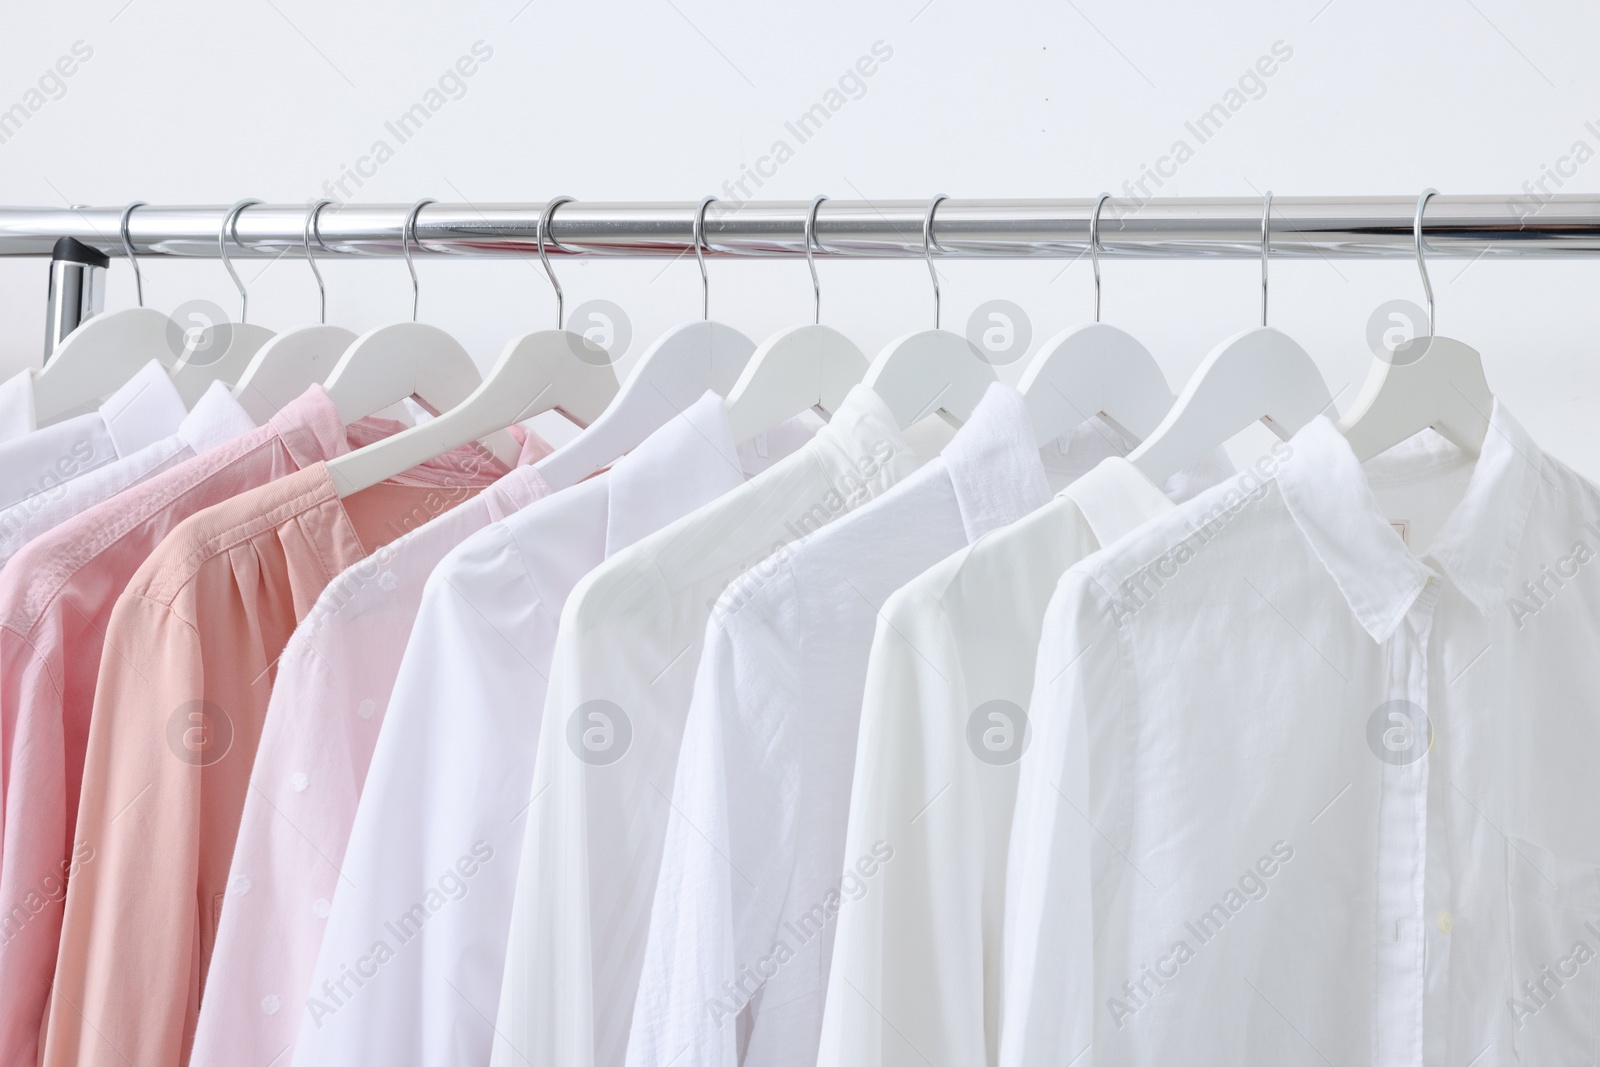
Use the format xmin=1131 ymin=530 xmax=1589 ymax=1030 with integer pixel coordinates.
xmin=0 ymin=380 xmax=253 ymax=568
xmin=490 ymin=385 xmax=924 ymax=1067
xmin=627 ymin=384 xmax=1053 ymax=1067
xmin=290 ymin=393 xmax=815 ymax=1067
xmin=195 ymin=454 xmax=554 ymax=1067
xmin=0 ymin=370 xmax=37 ymax=442
xmin=1003 ymin=405 xmax=1600 ymax=1066
xmin=0 ymin=360 xmax=187 ymax=513
xmin=815 ymin=448 xmax=1231 ymax=1067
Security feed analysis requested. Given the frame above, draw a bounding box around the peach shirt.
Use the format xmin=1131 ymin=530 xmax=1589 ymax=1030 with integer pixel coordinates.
xmin=41 ymin=429 xmax=508 ymax=1067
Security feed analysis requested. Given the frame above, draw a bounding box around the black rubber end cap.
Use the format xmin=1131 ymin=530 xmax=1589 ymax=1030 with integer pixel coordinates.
xmin=52 ymin=236 xmax=110 ymax=269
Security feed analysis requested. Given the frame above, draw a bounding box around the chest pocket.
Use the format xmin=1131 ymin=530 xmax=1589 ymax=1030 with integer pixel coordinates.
xmin=1505 ymin=836 xmax=1600 ymax=1060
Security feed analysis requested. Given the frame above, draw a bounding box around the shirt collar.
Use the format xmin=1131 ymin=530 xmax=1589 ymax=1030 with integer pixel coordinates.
xmin=940 ymin=382 xmax=1052 ymax=542
xmin=1061 ymin=456 xmax=1175 ymax=547
xmin=269 ymin=384 xmax=354 ymax=469
xmin=177 ymin=381 xmax=258 ymax=457
xmin=605 ymin=390 xmax=747 ymax=555
xmin=1414 ymin=398 xmax=1541 ymax=615
xmin=0 ymin=369 xmax=35 ymax=439
xmin=1276 ymin=402 xmax=1539 ymax=641
xmin=98 ymin=360 xmax=189 ymax=458
xmin=809 ymin=384 xmax=912 ymax=491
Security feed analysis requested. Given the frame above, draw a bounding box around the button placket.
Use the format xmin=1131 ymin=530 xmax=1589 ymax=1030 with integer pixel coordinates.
xmin=1373 ymin=581 xmax=1439 ymax=1067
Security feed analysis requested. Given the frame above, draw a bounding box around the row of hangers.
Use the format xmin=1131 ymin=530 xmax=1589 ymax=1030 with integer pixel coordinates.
xmin=31 ymin=189 xmax=1494 ymax=505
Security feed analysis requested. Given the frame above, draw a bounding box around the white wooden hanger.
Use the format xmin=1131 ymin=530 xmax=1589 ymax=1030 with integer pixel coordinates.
xmin=320 ymin=199 xmax=485 ymax=436
xmin=1128 ymin=191 xmax=1334 ymax=486
xmin=723 ymin=195 xmax=869 ymax=444
xmin=231 ymin=199 xmax=356 ymax=422
xmin=1018 ymin=193 xmax=1175 ymax=445
xmin=860 ymin=195 xmax=996 ymax=430
xmin=1336 ymin=189 xmax=1492 ymax=461
xmin=166 ymin=200 xmax=276 ymax=407
xmin=30 ymin=202 xmax=183 ymax=425
xmin=327 ymin=197 xmax=620 ymax=498
xmin=538 ymin=196 xmax=758 ymax=489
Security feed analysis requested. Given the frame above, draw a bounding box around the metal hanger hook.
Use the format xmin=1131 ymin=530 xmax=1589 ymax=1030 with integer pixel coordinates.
xmin=1414 ymin=188 xmax=1438 ymax=339
xmin=120 ymin=202 xmax=147 ymax=309
xmin=539 ymin=195 xmax=575 ymax=329
xmin=304 ymin=198 xmax=334 ymax=325
xmin=924 ymin=194 xmax=948 ymax=329
xmin=693 ymin=196 xmax=715 ymax=321
xmin=220 ymin=198 xmax=261 ymax=323
xmin=1090 ymin=192 xmax=1111 ymax=323
xmin=1259 ymin=190 xmax=1272 ymax=328
xmin=805 ymin=195 xmax=828 ymax=325
xmin=402 ymin=198 xmax=434 ymax=323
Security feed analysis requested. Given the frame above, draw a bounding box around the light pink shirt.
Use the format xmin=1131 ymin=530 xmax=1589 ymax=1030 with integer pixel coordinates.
xmin=0 ymin=385 xmax=351 ymax=1067
xmin=39 ymin=405 xmax=508 ymax=1067
xmin=192 ymin=441 xmax=554 ymax=1067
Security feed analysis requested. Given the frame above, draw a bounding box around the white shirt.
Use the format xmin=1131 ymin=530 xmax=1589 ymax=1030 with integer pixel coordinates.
xmin=194 ymin=452 xmax=554 ymax=1067
xmin=490 ymin=385 xmax=926 ymax=1067
xmin=0 ymin=360 xmax=187 ymax=513
xmin=290 ymin=394 xmax=814 ymax=1067
xmin=0 ymin=380 xmax=253 ymax=567
xmin=627 ymin=384 xmax=1052 ymax=1067
xmin=0 ymin=370 xmax=37 ymax=441
xmin=815 ymin=450 xmax=1230 ymax=1067
xmin=1003 ymin=405 xmax=1600 ymax=1067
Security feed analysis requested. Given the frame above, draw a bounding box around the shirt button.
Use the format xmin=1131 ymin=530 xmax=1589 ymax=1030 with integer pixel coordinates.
xmin=1437 ymin=911 xmax=1453 ymax=933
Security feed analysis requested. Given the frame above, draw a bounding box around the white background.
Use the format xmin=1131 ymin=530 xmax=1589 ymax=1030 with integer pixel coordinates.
xmin=0 ymin=0 xmax=1595 ymax=475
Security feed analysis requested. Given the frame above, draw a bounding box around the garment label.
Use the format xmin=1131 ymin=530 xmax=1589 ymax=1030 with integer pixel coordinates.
xmin=1391 ymin=520 xmax=1410 ymax=547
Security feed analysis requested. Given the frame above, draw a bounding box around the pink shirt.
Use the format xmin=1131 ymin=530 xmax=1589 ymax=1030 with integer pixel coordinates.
xmin=0 ymin=385 xmax=351 ymax=1067
xmin=192 ymin=449 xmax=554 ymax=1067
xmin=40 ymin=417 xmax=509 ymax=1067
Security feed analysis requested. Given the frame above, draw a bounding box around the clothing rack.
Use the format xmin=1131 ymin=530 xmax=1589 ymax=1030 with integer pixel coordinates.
xmin=6 ymin=195 xmax=1596 ymax=351
xmin=3 ymin=196 xmax=1599 ymax=260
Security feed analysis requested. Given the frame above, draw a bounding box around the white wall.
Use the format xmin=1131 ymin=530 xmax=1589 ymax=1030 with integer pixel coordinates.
xmin=1 ymin=0 xmax=1596 ymax=475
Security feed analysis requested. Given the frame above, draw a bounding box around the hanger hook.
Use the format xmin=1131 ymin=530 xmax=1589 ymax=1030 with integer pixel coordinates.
xmin=402 ymin=198 xmax=435 ymax=323
xmin=1414 ymin=188 xmax=1438 ymax=339
xmin=1090 ymin=192 xmax=1111 ymax=323
xmin=220 ymin=198 xmax=261 ymax=323
xmin=693 ymin=196 xmax=716 ymax=321
xmin=539 ymin=195 xmax=575 ymax=329
xmin=120 ymin=202 xmax=147 ymax=309
xmin=924 ymin=194 xmax=948 ymax=329
xmin=304 ymin=198 xmax=333 ymax=325
xmin=1259 ymin=190 xmax=1272 ymax=328
xmin=805 ymin=195 xmax=828 ymax=325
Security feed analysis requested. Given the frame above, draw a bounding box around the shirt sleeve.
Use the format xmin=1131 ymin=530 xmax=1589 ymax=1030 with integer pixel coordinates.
xmin=42 ymin=592 xmax=207 ymax=1067
xmin=191 ymin=637 xmax=343 ymax=1066
xmin=999 ymin=569 xmax=1125 ymax=1067
xmin=293 ymin=537 xmax=551 ymax=1067
xmin=0 ymin=634 xmax=77 ymax=1067
xmin=814 ymin=587 xmax=972 ymax=1067
xmin=626 ymin=576 xmax=805 ymax=1067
